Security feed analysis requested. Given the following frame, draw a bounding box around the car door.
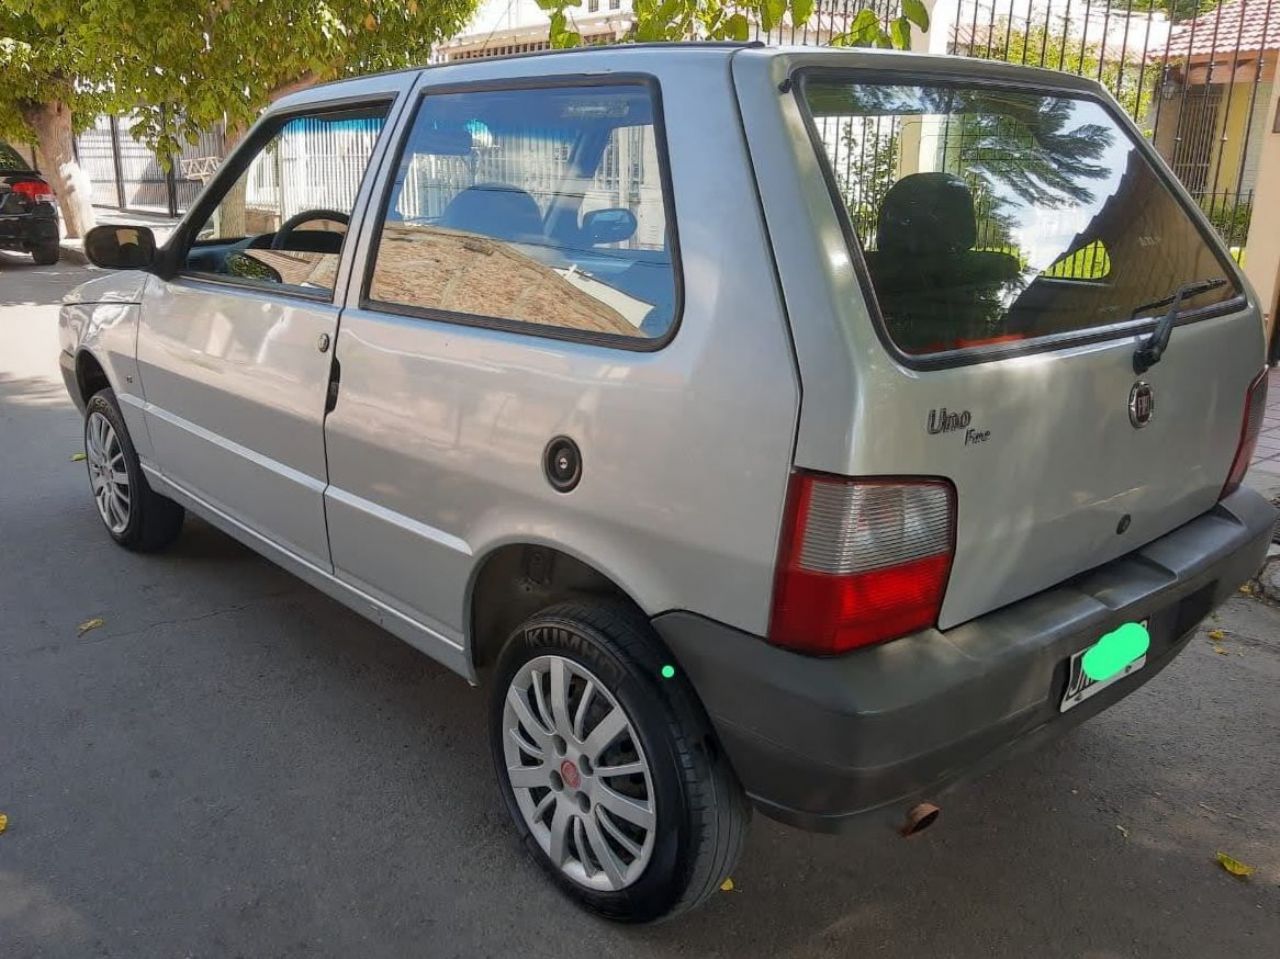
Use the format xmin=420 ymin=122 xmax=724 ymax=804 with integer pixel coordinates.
xmin=136 ymin=84 xmax=408 ymax=569
xmin=322 ymin=77 xmax=692 ymax=646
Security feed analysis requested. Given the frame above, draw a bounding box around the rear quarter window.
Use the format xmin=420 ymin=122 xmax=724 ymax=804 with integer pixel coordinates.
xmin=798 ymin=77 xmax=1241 ymax=358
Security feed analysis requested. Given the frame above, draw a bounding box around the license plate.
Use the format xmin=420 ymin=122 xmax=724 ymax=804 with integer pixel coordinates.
xmin=1059 ymin=620 xmax=1148 ymax=713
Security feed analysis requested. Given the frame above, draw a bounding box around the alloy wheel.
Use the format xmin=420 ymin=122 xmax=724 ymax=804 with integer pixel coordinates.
xmin=86 ymin=410 xmax=131 ymax=534
xmin=502 ymin=653 xmax=656 ymax=891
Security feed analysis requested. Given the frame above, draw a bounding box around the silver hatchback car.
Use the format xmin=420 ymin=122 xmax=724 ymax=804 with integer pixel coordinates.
xmin=63 ymin=44 xmax=1274 ymax=921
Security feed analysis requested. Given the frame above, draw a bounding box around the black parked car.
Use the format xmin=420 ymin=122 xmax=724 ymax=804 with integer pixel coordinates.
xmin=0 ymin=140 xmax=60 ymax=265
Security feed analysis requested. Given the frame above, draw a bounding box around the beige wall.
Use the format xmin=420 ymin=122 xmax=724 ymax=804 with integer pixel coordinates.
xmin=1243 ymin=76 xmax=1280 ymax=347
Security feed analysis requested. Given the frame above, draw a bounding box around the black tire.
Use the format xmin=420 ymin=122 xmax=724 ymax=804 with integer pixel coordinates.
xmin=489 ymin=599 xmax=749 ymax=923
xmin=84 ymin=388 xmax=185 ymax=551
xmin=30 ymin=242 xmax=60 ymax=266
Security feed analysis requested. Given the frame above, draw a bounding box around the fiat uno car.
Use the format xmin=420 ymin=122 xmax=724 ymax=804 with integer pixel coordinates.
xmin=62 ymin=45 xmax=1275 ymax=921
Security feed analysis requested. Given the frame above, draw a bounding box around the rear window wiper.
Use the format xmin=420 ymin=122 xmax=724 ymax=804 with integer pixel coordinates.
xmin=1132 ymin=277 xmax=1227 ymax=374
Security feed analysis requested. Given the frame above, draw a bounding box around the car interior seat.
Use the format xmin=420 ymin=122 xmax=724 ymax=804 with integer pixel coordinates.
xmin=438 ymin=183 xmax=544 ymax=243
xmin=862 ymin=172 xmax=1023 ymax=353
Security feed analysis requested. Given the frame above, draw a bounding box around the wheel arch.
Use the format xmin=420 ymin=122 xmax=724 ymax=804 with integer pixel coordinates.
xmin=74 ymin=348 xmax=112 ymax=406
xmin=465 ymin=539 xmax=656 ymax=680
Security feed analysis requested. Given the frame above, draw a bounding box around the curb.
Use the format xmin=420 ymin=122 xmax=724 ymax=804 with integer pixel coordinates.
xmin=58 ymin=242 xmax=90 ymax=266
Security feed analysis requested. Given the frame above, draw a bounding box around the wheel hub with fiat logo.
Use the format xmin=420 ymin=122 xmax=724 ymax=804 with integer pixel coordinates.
xmin=1129 ymin=381 xmax=1155 ymax=428
xmin=559 ymin=757 xmax=582 ymax=790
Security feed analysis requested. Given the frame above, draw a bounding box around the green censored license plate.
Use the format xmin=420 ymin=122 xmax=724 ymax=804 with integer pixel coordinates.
xmin=1060 ymin=620 xmax=1151 ymax=713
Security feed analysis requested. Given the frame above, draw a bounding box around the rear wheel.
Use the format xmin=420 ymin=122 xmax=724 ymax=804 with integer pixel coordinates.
xmin=489 ymin=600 xmax=748 ymax=923
xmin=84 ymin=388 xmax=184 ymax=551
xmin=30 ymin=242 xmax=59 ymax=266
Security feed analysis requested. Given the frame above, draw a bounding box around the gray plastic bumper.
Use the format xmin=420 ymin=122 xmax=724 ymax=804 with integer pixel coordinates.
xmin=654 ymin=486 xmax=1276 ymax=833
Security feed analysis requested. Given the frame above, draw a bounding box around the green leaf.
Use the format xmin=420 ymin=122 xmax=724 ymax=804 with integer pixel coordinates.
xmin=549 ymin=10 xmax=582 ymax=48
xmin=634 ymin=18 xmax=664 ymax=42
xmin=900 ymin=0 xmax=930 ymax=32
xmin=790 ymin=0 xmax=815 ymax=24
xmin=725 ymin=13 xmax=751 ymax=42
xmin=849 ymin=8 xmax=881 ymax=45
xmin=890 ymin=16 xmax=912 ymax=50
xmin=761 ymin=0 xmax=787 ymax=32
xmin=901 ymin=0 xmax=930 ymax=32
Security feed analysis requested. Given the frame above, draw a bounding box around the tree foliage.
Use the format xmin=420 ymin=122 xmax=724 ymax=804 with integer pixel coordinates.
xmin=1 ymin=1 xmax=477 ymax=234
xmin=0 ymin=1 xmax=477 ymax=154
xmin=124 ymin=0 xmax=477 ymax=159
xmin=0 ymin=4 xmax=119 ymax=142
xmin=535 ymin=0 xmax=929 ymax=50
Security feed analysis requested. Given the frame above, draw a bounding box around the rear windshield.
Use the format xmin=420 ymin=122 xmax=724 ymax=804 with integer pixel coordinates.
xmin=799 ymin=78 xmax=1240 ymax=357
xmin=0 ymin=141 xmax=33 ymax=171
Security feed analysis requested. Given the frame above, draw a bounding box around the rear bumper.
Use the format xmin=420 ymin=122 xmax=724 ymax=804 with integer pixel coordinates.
xmin=0 ymin=210 xmax=58 ymax=249
xmin=654 ymin=486 xmax=1276 ymax=833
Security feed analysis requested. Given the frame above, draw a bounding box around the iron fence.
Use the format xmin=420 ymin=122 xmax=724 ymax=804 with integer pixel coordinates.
xmin=73 ymin=116 xmax=225 ymax=217
xmin=72 ymin=0 xmax=1273 ymax=256
xmin=949 ymin=0 xmax=1275 ymax=258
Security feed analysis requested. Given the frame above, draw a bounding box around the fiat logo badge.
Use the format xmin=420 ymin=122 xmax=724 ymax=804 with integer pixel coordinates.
xmin=1129 ymin=381 xmax=1154 ymax=428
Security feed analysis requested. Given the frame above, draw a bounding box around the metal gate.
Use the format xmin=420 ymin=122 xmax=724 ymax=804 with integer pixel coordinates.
xmin=70 ymin=0 xmax=1276 ymax=254
xmin=72 ymin=117 xmax=226 ymax=217
xmin=734 ymin=0 xmax=1273 ymax=258
xmin=950 ymin=0 xmax=1276 ymax=259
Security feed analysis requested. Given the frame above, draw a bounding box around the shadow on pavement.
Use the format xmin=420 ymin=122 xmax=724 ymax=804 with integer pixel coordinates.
xmin=1 ymin=257 xmax=1277 ymax=959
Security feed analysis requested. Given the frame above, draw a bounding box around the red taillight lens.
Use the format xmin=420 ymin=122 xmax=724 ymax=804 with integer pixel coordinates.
xmin=768 ymin=473 xmax=956 ymax=655
xmin=1221 ymin=368 xmax=1270 ymax=499
xmin=11 ymin=179 xmax=55 ymax=204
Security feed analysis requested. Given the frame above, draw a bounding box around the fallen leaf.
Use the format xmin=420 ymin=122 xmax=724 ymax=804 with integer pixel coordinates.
xmin=77 ymin=617 xmax=105 ymax=636
xmin=1208 ymin=629 xmax=1226 ymax=641
xmin=720 ymin=878 xmax=735 ymax=892
xmin=1213 ymin=646 xmax=1230 ymax=656
xmin=0 ymin=812 xmax=7 ymax=834
xmin=1116 ymin=824 xmax=1129 ymax=839
xmin=70 ymin=452 xmax=86 ymax=462
xmin=1216 ymin=852 xmax=1254 ymax=878
xmin=1238 ymin=583 xmax=1254 ymax=595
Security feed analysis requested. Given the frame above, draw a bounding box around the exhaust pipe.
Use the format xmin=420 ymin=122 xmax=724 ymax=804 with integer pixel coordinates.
xmin=900 ymin=802 xmax=940 ymax=837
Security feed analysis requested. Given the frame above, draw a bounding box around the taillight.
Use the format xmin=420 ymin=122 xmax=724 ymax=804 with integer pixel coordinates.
xmin=11 ymin=179 xmax=55 ymax=204
xmin=1220 ymin=368 xmax=1270 ymax=499
xmin=768 ymin=473 xmax=956 ymax=655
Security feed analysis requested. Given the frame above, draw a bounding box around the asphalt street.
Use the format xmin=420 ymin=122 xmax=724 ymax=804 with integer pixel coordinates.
xmin=2 ymin=251 xmax=1279 ymax=958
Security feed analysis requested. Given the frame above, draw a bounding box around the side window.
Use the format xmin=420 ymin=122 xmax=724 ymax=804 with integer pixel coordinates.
xmin=367 ymin=83 xmax=679 ymax=342
xmin=186 ymin=106 xmax=389 ymax=293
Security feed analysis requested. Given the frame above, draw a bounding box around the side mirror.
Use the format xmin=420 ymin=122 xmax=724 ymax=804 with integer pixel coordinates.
xmin=84 ymin=224 xmax=157 ymax=270
xmin=582 ymin=207 xmax=637 ymax=246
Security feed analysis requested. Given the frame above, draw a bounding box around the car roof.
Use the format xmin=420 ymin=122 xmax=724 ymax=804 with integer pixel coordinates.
xmin=271 ymin=42 xmax=1109 ymax=113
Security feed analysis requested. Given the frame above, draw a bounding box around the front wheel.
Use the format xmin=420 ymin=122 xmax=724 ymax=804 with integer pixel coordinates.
xmin=30 ymin=241 xmax=60 ymax=266
xmin=84 ymin=388 xmax=185 ymax=551
xmin=489 ymin=600 xmax=748 ymax=923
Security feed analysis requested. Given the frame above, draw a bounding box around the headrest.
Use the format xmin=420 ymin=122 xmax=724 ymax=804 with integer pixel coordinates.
xmin=875 ymin=173 xmax=978 ymax=256
xmin=439 ymin=183 xmax=543 ymax=243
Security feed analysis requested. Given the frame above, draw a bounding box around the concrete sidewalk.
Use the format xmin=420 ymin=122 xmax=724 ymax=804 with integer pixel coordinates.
xmin=1251 ymin=368 xmax=1280 ymax=478
xmin=59 ymin=207 xmax=181 ymax=265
